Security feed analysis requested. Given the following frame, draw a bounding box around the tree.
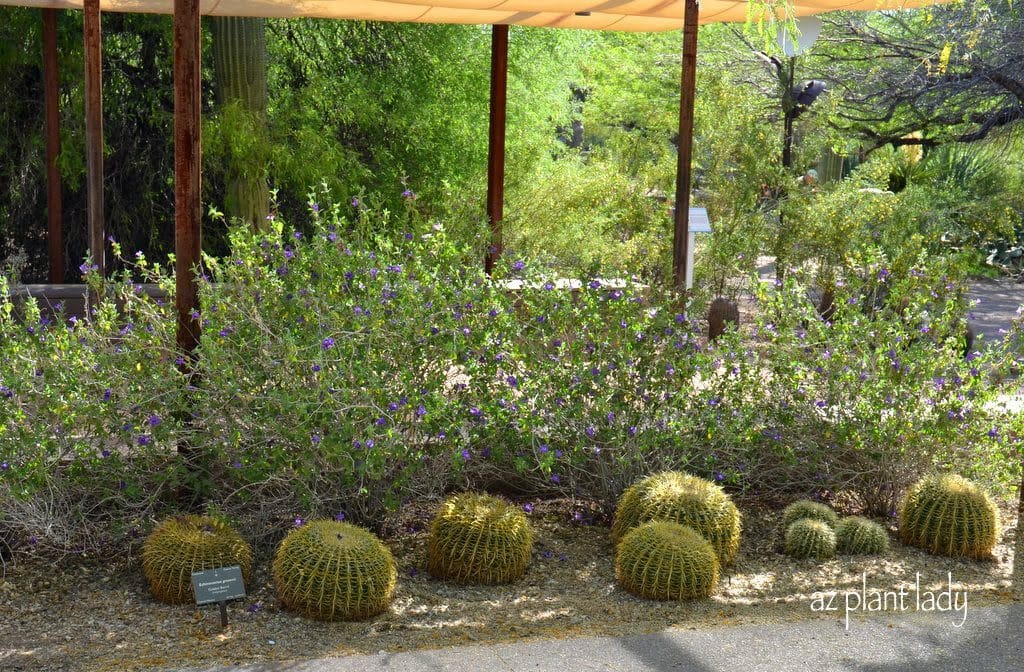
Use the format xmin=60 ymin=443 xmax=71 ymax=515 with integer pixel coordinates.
xmin=821 ymin=0 xmax=1024 ymax=150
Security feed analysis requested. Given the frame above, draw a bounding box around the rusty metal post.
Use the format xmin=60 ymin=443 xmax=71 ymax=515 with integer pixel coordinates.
xmin=174 ymin=0 xmax=202 ymax=362
xmin=43 ymin=9 xmax=63 ymax=284
xmin=484 ymin=24 xmax=508 ymax=275
xmin=672 ymin=0 xmax=699 ymax=291
xmin=83 ymin=0 xmax=104 ymax=287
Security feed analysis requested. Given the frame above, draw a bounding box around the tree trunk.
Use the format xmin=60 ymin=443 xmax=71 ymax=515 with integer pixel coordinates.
xmin=211 ymin=16 xmax=270 ymax=230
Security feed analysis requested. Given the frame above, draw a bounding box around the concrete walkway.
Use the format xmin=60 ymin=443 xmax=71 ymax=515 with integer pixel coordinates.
xmin=187 ymin=604 xmax=1024 ymax=672
xmin=968 ymin=277 xmax=1023 ymax=342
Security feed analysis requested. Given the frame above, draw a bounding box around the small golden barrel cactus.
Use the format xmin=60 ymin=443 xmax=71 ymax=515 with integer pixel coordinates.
xmin=273 ymin=520 xmax=397 ymax=621
xmin=615 ymin=521 xmax=719 ymax=600
xmin=835 ymin=516 xmax=889 ymax=555
xmin=781 ymin=500 xmax=838 ymax=529
xmin=428 ymin=492 xmax=532 ymax=584
xmin=611 ymin=471 xmax=741 ymax=566
xmin=784 ymin=518 xmax=836 ymax=560
xmin=142 ymin=514 xmax=252 ymax=605
xmin=899 ymin=474 xmax=1000 ymax=559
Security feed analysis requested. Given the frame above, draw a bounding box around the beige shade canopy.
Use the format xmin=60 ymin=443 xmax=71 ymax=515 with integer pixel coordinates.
xmin=6 ymin=0 xmax=943 ymax=28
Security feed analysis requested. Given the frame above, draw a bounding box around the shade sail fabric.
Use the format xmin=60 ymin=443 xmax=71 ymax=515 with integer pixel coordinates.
xmin=4 ymin=0 xmax=945 ymax=29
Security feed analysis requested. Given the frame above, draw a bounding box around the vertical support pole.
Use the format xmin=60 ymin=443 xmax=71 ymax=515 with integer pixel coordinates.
xmin=174 ymin=0 xmax=203 ymax=505
xmin=673 ymin=0 xmax=699 ymax=292
xmin=174 ymin=0 xmax=202 ymax=362
xmin=484 ymin=24 xmax=508 ymax=276
xmin=83 ymin=0 xmax=104 ymax=286
xmin=43 ymin=9 xmax=63 ymax=284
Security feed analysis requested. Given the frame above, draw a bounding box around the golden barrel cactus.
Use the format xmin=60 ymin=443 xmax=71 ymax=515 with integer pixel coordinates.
xmin=273 ymin=520 xmax=397 ymax=621
xmin=615 ymin=521 xmax=719 ymax=600
xmin=899 ymin=474 xmax=1000 ymax=559
xmin=142 ymin=514 xmax=252 ymax=605
xmin=611 ymin=471 xmax=741 ymax=565
xmin=428 ymin=492 xmax=532 ymax=584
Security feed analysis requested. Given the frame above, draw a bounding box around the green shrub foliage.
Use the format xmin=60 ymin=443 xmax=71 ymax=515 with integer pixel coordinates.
xmin=899 ymin=474 xmax=1000 ymax=559
xmin=835 ymin=516 xmax=889 ymax=555
xmin=142 ymin=515 xmax=252 ymax=605
xmin=784 ymin=519 xmax=837 ymax=560
xmin=612 ymin=471 xmax=741 ymax=566
xmin=781 ymin=500 xmax=839 ymax=529
xmin=615 ymin=521 xmax=719 ymax=600
xmin=273 ymin=520 xmax=397 ymax=621
xmin=428 ymin=492 xmax=533 ymax=584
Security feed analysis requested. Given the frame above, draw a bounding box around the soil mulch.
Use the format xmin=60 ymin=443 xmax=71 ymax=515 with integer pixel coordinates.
xmin=0 ymin=497 xmax=1017 ymax=672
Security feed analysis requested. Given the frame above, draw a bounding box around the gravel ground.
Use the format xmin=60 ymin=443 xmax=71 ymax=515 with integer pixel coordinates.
xmin=0 ymin=497 xmax=1017 ymax=672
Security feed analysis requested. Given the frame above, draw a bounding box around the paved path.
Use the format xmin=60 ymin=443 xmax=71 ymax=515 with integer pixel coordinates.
xmin=968 ymin=277 xmax=1023 ymax=343
xmin=186 ymin=604 xmax=1024 ymax=672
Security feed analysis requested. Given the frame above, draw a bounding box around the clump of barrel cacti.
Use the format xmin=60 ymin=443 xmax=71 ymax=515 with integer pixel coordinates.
xmin=781 ymin=500 xmax=838 ymax=529
xmin=273 ymin=520 xmax=397 ymax=621
xmin=428 ymin=492 xmax=532 ymax=584
xmin=611 ymin=471 xmax=741 ymax=565
xmin=899 ymin=474 xmax=1000 ymax=559
xmin=615 ymin=521 xmax=719 ymax=600
xmin=835 ymin=516 xmax=889 ymax=555
xmin=784 ymin=518 xmax=836 ymax=560
xmin=142 ymin=514 xmax=253 ymax=605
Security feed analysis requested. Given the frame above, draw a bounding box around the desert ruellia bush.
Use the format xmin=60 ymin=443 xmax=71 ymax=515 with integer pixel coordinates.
xmin=835 ymin=516 xmax=889 ymax=555
xmin=428 ymin=492 xmax=532 ymax=584
xmin=899 ymin=474 xmax=1000 ymax=559
xmin=784 ymin=519 xmax=836 ymax=560
xmin=615 ymin=521 xmax=719 ymax=600
xmin=142 ymin=514 xmax=252 ymax=604
xmin=781 ymin=500 xmax=838 ymax=529
xmin=611 ymin=471 xmax=741 ymax=566
xmin=273 ymin=520 xmax=397 ymax=621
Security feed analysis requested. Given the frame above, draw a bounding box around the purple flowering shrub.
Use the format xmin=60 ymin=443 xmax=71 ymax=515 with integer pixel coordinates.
xmin=0 ymin=203 xmax=1018 ymax=556
xmin=0 ymin=250 xmax=187 ymax=554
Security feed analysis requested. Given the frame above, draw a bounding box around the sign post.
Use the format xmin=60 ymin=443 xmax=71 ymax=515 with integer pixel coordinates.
xmin=191 ymin=565 xmax=246 ymax=628
xmin=686 ymin=207 xmax=711 ymax=290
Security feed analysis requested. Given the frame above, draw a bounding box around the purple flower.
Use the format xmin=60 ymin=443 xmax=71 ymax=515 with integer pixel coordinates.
xmin=334 ymin=511 xmax=346 ymax=521
xmin=402 ymin=189 xmax=415 ymax=199
xmin=585 ymin=426 xmax=596 ymax=438
xmin=588 ymin=280 xmax=601 ymax=289
xmin=988 ymin=427 xmax=999 ymax=438
xmin=101 ymin=449 xmax=111 ymax=458
xmin=512 ymin=260 xmax=526 ymax=271
xmin=148 ymin=415 xmax=161 ymax=427
xmin=312 ymin=364 xmax=321 ymax=372
xmin=312 ymin=434 xmax=321 ymax=445
xmin=322 ymin=337 xmax=335 ymax=350
xmin=543 ymin=281 xmax=554 ymax=291
xmin=461 ymin=449 xmax=471 ymax=461
xmin=469 ymin=407 xmax=483 ymax=418
xmin=365 ymin=439 xmax=375 ymax=448
xmin=294 ymin=518 xmax=304 ymax=527
xmin=507 ymin=375 xmax=518 ymax=388
xmin=543 ymin=550 xmax=553 ymax=559
xmin=481 ymin=447 xmax=492 ymax=458
xmin=551 ymin=474 xmax=561 ymax=484
xmin=539 ymin=444 xmax=549 ymax=454
xmin=522 ymin=503 xmax=534 ymax=513
xmin=138 ymin=435 xmax=151 ymax=446
xmin=246 ymin=602 xmax=263 ymax=613
xmin=103 ymin=388 xmax=112 ymax=401
xmin=351 ymin=196 xmax=361 ymax=207
xmin=606 ymin=411 xmax=615 ymax=423
xmin=0 ymin=461 xmax=8 ymax=470
xmin=416 ymin=405 xmax=427 ymax=417
xmin=877 ymin=268 xmax=890 ymax=281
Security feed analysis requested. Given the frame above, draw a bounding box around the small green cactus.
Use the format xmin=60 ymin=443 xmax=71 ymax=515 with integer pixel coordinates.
xmin=611 ymin=471 xmax=741 ymax=566
xmin=781 ymin=500 xmax=838 ymax=529
xmin=428 ymin=492 xmax=532 ymax=584
xmin=615 ymin=521 xmax=719 ymax=600
xmin=273 ymin=520 xmax=397 ymax=621
xmin=899 ymin=474 xmax=1000 ymax=559
xmin=784 ymin=518 xmax=836 ymax=560
xmin=142 ymin=514 xmax=252 ymax=605
xmin=835 ymin=516 xmax=889 ymax=555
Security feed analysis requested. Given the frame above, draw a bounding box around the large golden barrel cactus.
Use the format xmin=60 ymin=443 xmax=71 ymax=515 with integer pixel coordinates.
xmin=142 ymin=514 xmax=252 ymax=605
xmin=611 ymin=471 xmax=741 ymax=565
xmin=428 ymin=492 xmax=532 ymax=584
xmin=899 ymin=474 xmax=1000 ymax=559
xmin=273 ymin=520 xmax=397 ymax=621
xmin=615 ymin=521 xmax=719 ymax=600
